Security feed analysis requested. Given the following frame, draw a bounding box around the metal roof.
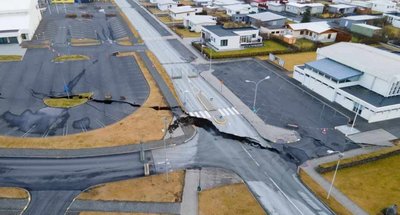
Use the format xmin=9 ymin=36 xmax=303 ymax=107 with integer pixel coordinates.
xmin=317 ymin=42 xmax=400 ymax=82
xmin=247 ymin=12 xmax=286 ymax=22
xmin=202 ymin=25 xmax=257 ymax=37
xmin=342 ymin=15 xmax=381 ymax=21
xmin=288 ymin=21 xmax=333 ymax=34
xmin=305 ymin=58 xmax=363 ymax=81
xmin=342 ymin=85 xmax=400 ymax=107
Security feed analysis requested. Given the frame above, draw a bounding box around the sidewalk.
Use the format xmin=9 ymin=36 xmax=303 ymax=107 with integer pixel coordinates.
xmin=200 ymin=70 xmax=300 ymax=143
xmin=300 ymin=146 xmax=383 ymax=215
xmin=180 ymin=169 xmax=200 ymax=215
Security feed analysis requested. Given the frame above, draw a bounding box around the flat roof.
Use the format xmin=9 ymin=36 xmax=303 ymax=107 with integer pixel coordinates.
xmin=169 ymin=6 xmax=195 ymax=13
xmin=0 ymin=0 xmax=32 ymax=13
xmin=353 ymin=23 xmax=382 ymax=30
xmin=202 ymin=25 xmax=257 ymax=36
xmin=247 ymin=12 xmax=286 ymax=22
xmin=223 ymin=4 xmax=251 ymax=11
xmin=288 ymin=21 xmax=332 ymax=34
xmin=342 ymin=15 xmax=381 ymax=21
xmin=317 ymin=42 xmax=400 ymax=82
xmin=184 ymin=15 xmax=216 ymax=24
xmin=286 ymin=2 xmax=324 ymax=7
xmin=329 ymin=4 xmax=356 ymax=9
xmin=342 ymin=85 xmax=400 ymax=107
xmin=306 ymin=58 xmax=363 ymax=81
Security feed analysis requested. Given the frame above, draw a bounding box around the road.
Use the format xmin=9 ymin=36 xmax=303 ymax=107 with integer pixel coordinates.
xmin=0 ymin=153 xmax=146 ymax=214
xmin=115 ymin=0 xmax=268 ymax=145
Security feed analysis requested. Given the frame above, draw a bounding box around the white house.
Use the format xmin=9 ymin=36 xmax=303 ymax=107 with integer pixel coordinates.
xmin=384 ymin=12 xmax=400 ymax=28
xmin=293 ymin=42 xmax=400 ymax=123
xmin=201 ymin=25 xmax=262 ymax=51
xmin=247 ymin=12 xmax=287 ymax=36
xmin=169 ymin=6 xmax=202 ymax=20
xmin=328 ymin=4 xmax=357 ymax=14
xmin=0 ymin=0 xmax=42 ymax=44
xmin=287 ymin=22 xmax=337 ymax=43
xmin=369 ymin=0 xmax=397 ymax=13
xmin=193 ymin=0 xmax=212 ymax=6
xmin=157 ymin=0 xmax=178 ymax=11
xmin=285 ymin=2 xmax=324 ymax=15
xmin=213 ymin=0 xmax=242 ymax=10
xmin=224 ymin=4 xmax=257 ymax=22
xmin=184 ymin=15 xmax=217 ymax=32
xmin=267 ymin=2 xmax=285 ymax=12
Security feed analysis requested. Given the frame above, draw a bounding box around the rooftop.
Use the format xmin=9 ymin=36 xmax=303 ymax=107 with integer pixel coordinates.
xmin=329 ymin=4 xmax=357 ymax=9
xmin=213 ymin=0 xmax=241 ymax=5
xmin=288 ymin=21 xmax=333 ymax=33
xmin=342 ymin=85 xmax=400 ymax=107
xmin=202 ymin=25 xmax=258 ymax=36
xmin=170 ymin=6 xmax=196 ymax=13
xmin=342 ymin=15 xmax=382 ymax=21
xmin=317 ymin=42 xmax=400 ymax=82
xmin=286 ymin=2 xmax=324 ymax=7
xmin=223 ymin=4 xmax=252 ymax=11
xmin=353 ymin=23 xmax=382 ymax=30
xmin=306 ymin=58 xmax=363 ymax=82
xmin=157 ymin=0 xmax=177 ymax=5
xmin=247 ymin=12 xmax=286 ymax=22
xmin=268 ymin=2 xmax=283 ymax=6
xmin=0 ymin=0 xmax=32 ymax=13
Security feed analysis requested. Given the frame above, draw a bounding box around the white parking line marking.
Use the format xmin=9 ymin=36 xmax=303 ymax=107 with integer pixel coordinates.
xmin=227 ymin=107 xmax=236 ymax=115
xmin=232 ymin=108 xmax=240 ymax=114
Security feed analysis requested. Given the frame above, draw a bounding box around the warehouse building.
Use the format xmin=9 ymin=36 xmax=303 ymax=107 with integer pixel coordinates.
xmin=0 ymin=0 xmax=42 ymax=44
xmin=293 ymin=42 xmax=400 ymax=123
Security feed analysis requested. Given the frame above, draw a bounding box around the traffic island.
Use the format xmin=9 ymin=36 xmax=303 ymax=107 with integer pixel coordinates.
xmin=0 ymin=55 xmax=22 ymax=62
xmin=52 ymin=55 xmax=90 ymax=62
xmin=0 ymin=187 xmax=29 ymax=199
xmin=70 ymin=38 xmax=101 ymax=47
xmin=43 ymin=93 xmax=93 ymax=108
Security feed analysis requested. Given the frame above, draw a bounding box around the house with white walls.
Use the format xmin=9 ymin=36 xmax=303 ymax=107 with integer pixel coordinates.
xmin=157 ymin=0 xmax=178 ymax=11
xmin=287 ymin=22 xmax=337 ymax=43
xmin=285 ymin=2 xmax=324 ymax=15
xmin=169 ymin=6 xmax=203 ymax=20
xmin=184 ymin=15 xmax=217 ymax=32
xmin=224 ymin=4 xmax=257 ymax=22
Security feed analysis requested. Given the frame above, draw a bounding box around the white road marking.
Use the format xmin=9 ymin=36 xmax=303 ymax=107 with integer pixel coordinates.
xmin=218 ymin=109 xmax=226 ymax=116
xmin=204 ymin=111 xmax=211 ymax=118
xmin=240 ymin=144 xmax=260 ymax=167
xmin=188 ymin=112 xmax=194 ymax=117
xmin=269 ymin=177 xmax=305 ymax=215
xmin=222 ymin=108 xmax=230 ymax=116
xmin=227 ymin=107 xmax=236 ymax=115
xmin=194 ymin=112 xmax=201 ymax=118
xmin=232 ymin=107 xmax=240 ymax=114
xmin=199 ymin=111 xmax=207 ymax=118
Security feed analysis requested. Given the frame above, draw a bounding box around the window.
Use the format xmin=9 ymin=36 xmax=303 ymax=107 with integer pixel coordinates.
xmin=300 ymin=30 xmax=304 ymax=35
xmin=252 ymin=34 xmax=256 ymax=38
xmin=21 ymin=34 xmax=27 ymax=40
xmin=327 ymin=34 xmax=331 ymax=39
xmin=220 ymin=39 xmax=228 ymax=46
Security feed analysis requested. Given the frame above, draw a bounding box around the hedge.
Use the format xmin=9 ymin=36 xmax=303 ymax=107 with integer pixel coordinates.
xmin=316 ymin=145 xmax=400 ymax=174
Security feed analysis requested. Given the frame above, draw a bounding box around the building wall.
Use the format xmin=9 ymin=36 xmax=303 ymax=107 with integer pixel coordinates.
xmin=185 ymin=21 xmax=216 ymax=32
xmin=328 ymin=6 xmax=356 ymax=14
xmin=350 ymin=24 xmax=381 ymax=37
xmin=291 ymin=30 xmax=337 ymax=43
xmin=309 ymin=6 xmax=324 ymax=14
xmin=158 ymin=3 xmax=177 ymax=11
xmin=285 ymin=5 xmax=304 ymax=14
xmin=268 ymin=5 xmax=285 ymax=12
xmin=371 ymin=1 xmax=397 ymax=13
xmin=170 ymin=11 xmax=196 ymax=20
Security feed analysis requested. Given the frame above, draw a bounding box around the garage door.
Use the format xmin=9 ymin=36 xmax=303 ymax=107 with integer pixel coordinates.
xmin=0 ymin=37 xmax=18 ymax=44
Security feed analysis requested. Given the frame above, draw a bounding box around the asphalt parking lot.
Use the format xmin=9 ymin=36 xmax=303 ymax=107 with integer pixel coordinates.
xmin=0 ymin=3 xmax=148 ymax=137
xmin=213 ymin=59 xmax=359 ymax=163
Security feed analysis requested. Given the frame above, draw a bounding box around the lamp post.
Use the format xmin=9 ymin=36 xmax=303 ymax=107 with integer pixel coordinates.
xmin=163 ymin=117 xmax=169 ymax=182
xmin=245 ymin=76 xmax=270 ymax=113
xmin=326 ymin=150 xmax=344 ymax=199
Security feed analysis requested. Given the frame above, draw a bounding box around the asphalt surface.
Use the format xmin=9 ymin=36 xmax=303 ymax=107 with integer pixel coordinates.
xmin=0 ymin=3 xmax=149 ymax=137
xmin=212 ymin=59 xmax=359 ymax=163
xmin=0 ymin=152 xmax=149 ymax=214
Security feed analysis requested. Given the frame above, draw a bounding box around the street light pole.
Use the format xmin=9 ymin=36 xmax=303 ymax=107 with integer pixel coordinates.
xmin=326 ymin=150 xmax=344 ymax=199
xmin=163 ymin=117 xmax=169 ymax=182
xmin=209 ymin=49 xmax=212 ymax=71
xmin=245 ymin=76 xmax=270 ymax=112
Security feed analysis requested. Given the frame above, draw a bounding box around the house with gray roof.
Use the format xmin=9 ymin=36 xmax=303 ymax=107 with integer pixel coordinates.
xmin=293 ymin=42 xmax=400 ymax=123
xmin=339 ymin=15 xmax=382 ymax=29
xmin=247 ymin=12 xmax=287 ymax=36
xmin=201 ymin=25 xmax=262 ymax=51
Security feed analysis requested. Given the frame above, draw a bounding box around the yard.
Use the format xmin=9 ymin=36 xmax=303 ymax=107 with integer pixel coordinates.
xmin=195 ymin=40 xmax=289 ymax=59
xmin=294 ymin=38 xmax=317 ymax=50
xmin=172 ymin=27 xmax=201 ymax=38
xmin=275 ymin=52 xmax=316 ymax=72
xmin=199 ymin=183 xmax=266 ymax=215
xmin=384 ymin=25 xmax=400 ymax=40
xmin=322 ymin=154 xmax=400 ymax=214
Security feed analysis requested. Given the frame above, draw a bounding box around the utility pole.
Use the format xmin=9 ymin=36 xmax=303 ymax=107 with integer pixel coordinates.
xmin=163 ymin=117 xmax=169 ymax=182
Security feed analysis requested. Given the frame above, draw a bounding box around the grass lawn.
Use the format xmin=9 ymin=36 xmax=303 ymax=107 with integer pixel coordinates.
xmin=294 ymin=38 xmax=316 ymax=50
xmin=275 ymin=52 xmax=316 ymax=71
xmin=53 ymin=54 xmax=90 ymax=62
xmin=0 ymin=187 xmax=29 ymax=199
xmin=322 ymin=154 xmax=400 ymax=214
xmin=172 ymin=27 xmax=200 ymax=38
xmin=199 ymin=40 xmax=289 ymax=59
xmin=0 ymin=55 xmax=22 ymax=62
xmin=148 ymin=7 xmax=167 ymax=14
xmin=299 ymin=170 xmax=352 ymax=215
xmin=0 ymin=52 xmax=172 ymax=149
xmin=384 ymin=25 xmax=400 ymax=39
xmin=199 ymin=183 xmax=266 ymax=215
xmin=78 ymin=170 xmax=185 ymax=202
xmin=158 ymin=16 xmax=178 ymax=24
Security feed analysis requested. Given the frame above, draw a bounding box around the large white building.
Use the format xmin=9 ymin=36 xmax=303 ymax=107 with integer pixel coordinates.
xmin=0 ymin=0 xmax=42 ymax=44
xmin=293 ymin=42 xmax=400 ymax=123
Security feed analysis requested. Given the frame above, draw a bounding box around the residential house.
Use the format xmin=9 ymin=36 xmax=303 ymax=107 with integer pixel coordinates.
xmin=285 ymin=2 xmax=324 ymax=15
xmin=267 ymin=2 xmax=285 ymax=12
xmin=169 ymin=6 xmax=203 ymax=20
xmin=328 ymin=4 xmax=357 ymax=14
xmin=369 ymin=0 xmax=397 ymax=13
xmin=247 ymin=12 xmax=287 ymax=36
xmin=157 ymin=0 xmax=178 ymax=11
xmin=201 ymin=25 xmax=262 ymax=50
xmin=224 ymin=4 xmax=258 ymax=22
xmin=184 ymin=15 xmax=217 ymax=32
xmin=0 ymin=0 xmax=42 ymax=44
xmin=212 ymin=0 xmax=242 ymax=10
xmin=193 ymin=0 xmax=213 ymax=6
xmin=287 ymin=22 xmax=337 ymax=43
xmin=384 ymin=12 xmax=400 ymax=28
xmin=338 ymin=15 xmax=382 ymax=29
xmin=350 ymin=23 xmax=382 ymax=37
xmin=293 ymin=42 xmax=400 ymax=123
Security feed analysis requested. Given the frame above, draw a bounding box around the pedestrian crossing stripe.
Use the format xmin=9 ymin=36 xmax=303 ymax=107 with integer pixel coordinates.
xmin=189 ymin=107 xmax=240 ymax=119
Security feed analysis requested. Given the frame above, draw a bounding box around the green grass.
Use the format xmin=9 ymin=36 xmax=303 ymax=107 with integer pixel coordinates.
xmin=0 ymin=55 xmax=22 ymax=62
xmin=197 ymin=40 xmax=289 ymax=59
xmin=53 ymin=55 xmax=90 ymax=62
xmin=384 ymin=25 xmax=400 ymax=40
xmin=323 ymin=154 xmax=400 ymax=214
xmin=294 ymin=39 xmax=316 ymax=50
xmin=172 ymin=27 xmax=200 ymax=38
